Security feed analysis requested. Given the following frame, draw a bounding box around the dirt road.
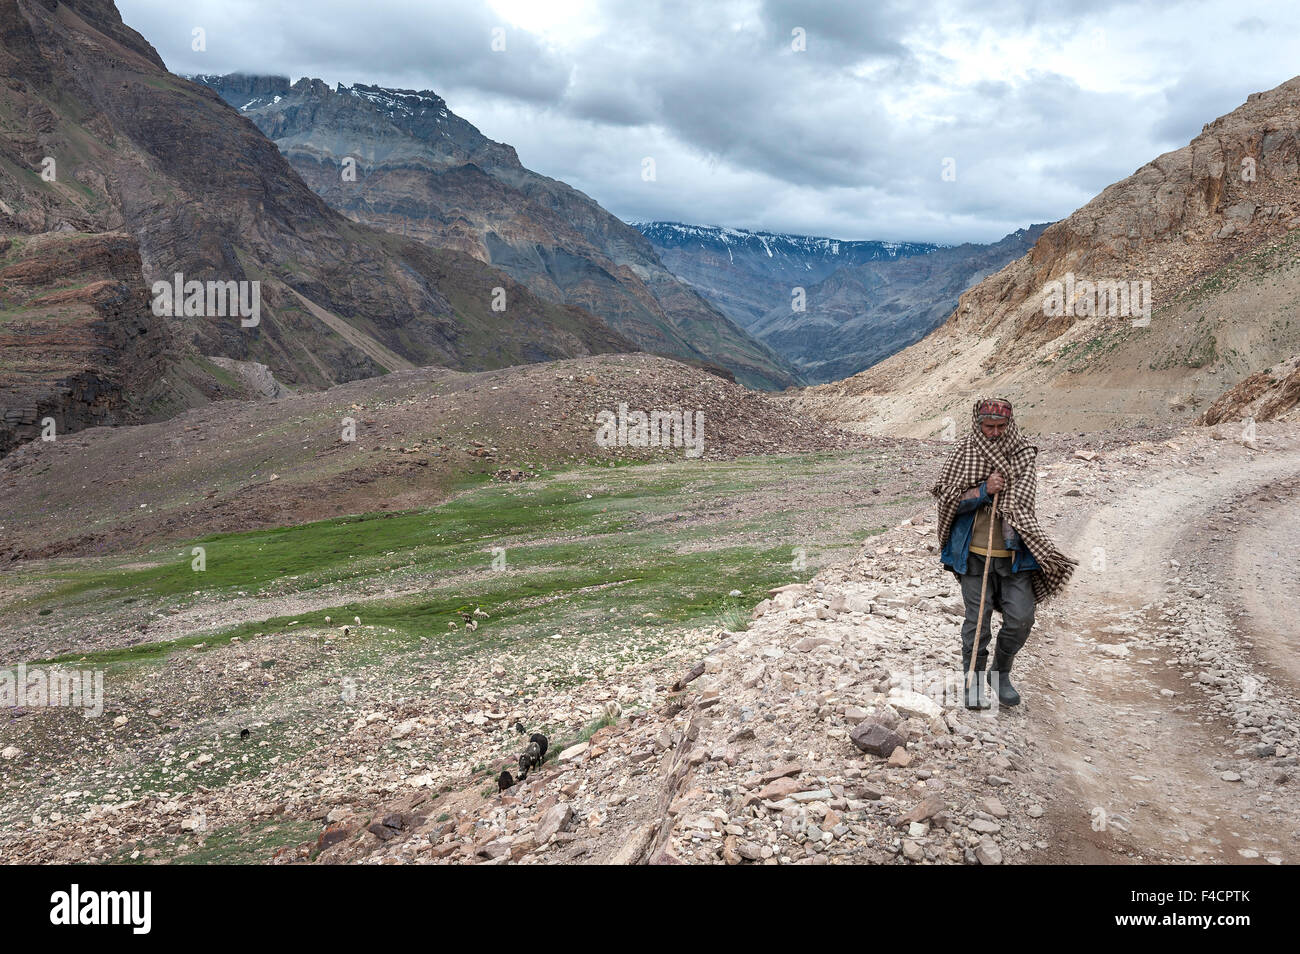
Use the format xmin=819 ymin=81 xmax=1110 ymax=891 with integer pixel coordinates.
xmin=1028 ymin=424 xmax=1300 ymax=864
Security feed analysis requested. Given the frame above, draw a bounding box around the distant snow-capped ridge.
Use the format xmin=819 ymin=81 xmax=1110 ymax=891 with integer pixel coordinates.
xmin=188 ymin=73 xmax=454 ymax=120
xmin=338 ymin=83 xmax=453 ymax=119
xmin=632 ymin=221 xmax=944 ymax=261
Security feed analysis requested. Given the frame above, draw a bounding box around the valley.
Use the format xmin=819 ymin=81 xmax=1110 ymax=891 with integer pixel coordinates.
xmin=2 ymin=0 xmax=1299 ymax=873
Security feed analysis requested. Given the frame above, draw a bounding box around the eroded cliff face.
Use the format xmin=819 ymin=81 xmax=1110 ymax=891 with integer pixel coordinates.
xmin=0 ymin=232 xmax=178 ymax=455
xmin=0 ymin=0 xmax=640 ymax=456
xmin=1200 ymin=355 xmax=1300 ymax=426
xmin=796 ymin=78 xmax=1300 ymax=435
xmin=948 ymin=81 xmax=1300 ymax=372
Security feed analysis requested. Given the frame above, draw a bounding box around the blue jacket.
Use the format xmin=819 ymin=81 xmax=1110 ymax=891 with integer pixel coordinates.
xmin=941 ymin=481 xmax=1040 ymax=575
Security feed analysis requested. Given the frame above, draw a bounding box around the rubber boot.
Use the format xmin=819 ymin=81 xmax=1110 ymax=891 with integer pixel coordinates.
xmin=962 ymin=649 xmax=990 ymax=710
xmin=987 ymin=650 xmax=1021 ymax=706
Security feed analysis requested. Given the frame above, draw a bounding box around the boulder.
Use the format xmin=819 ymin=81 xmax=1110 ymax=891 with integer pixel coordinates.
xmin=535 ymin=803 xmax=574 ymax=843
xmin=850 ymin=721 xmax=904 ymax=757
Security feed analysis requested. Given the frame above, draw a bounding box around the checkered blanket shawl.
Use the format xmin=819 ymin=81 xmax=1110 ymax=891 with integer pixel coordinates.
xmin=932 ymin=402 xmax=1077 ymax=603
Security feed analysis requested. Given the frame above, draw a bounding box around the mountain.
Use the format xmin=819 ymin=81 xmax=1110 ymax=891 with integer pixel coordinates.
xmin=749 ymin=225 xmax=1048 ymax=384
xmin=0 ymin=231 xmax=185 ymax=457
xmin=191 ymin=74 xmax=800 ymax=390
xmin=0 ymin=0 xmax=633 ymax=455
xmin=635 ymin=222 xmax=940 ymax=329
xmin=795 ymin=77 xmax=1300 ymax=435
xmin=636 ymin=220 xmax=1049 ymax=385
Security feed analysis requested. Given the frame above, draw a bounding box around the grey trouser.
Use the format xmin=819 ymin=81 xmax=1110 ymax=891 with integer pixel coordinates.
xmin=959 ymin=552 xmax=1036 ymax=669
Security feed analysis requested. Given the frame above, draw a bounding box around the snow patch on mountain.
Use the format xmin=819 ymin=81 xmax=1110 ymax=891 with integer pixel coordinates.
xmin=632 ymin=222 xmax=943 ymax=263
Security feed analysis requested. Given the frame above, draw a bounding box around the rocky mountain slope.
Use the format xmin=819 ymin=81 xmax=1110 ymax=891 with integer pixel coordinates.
xmin=0 ymin=0 xmax=633 ymax=456
xmin=794 ymin=77 xmax=1300 ymax=435
xmin=191 ymin=75 xmax=799 ymax=391
xmin=1 ymin=232 xmax=172 ymax=456
xmin=635 ymin=221 xmax=940 ymax=329
xmin=0 ymin=353 xmax=859 ymax=563
xmin=750 ymin=225 xmax=1048 ymax=384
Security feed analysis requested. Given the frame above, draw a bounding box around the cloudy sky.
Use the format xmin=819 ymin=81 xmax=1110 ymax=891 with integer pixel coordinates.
xmin=119 ymin=0 xmax=1300 ymax=244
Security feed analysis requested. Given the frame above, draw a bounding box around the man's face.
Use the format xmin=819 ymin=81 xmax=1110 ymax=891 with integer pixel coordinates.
xmin=980 ymin=417 xmax=1009 ymax=440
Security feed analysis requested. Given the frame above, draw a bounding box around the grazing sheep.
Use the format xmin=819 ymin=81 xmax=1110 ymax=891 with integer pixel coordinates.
xmin=342 ymin=625 xmax=350 ymax=636
xmin=324 ymin=616 xmax=331 ymax=625
xmin=518 ymin=740 xmax=542 ymax=780
xmin=497 ymin=770 xmax=514 ymax=792
xmin=603 ymin=700 xmax=623 ymax=721
xmin=529 ymin=732 xmax=548 ymax=764
xmin=513 ymin=721 xmax=525 ymax=735
xmin=354 ymin=616 xmax=361 ymax=626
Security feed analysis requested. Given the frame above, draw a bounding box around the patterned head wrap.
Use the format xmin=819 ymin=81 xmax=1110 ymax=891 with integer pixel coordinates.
xmin=976 ymin=398 xmax=1013 ymax=421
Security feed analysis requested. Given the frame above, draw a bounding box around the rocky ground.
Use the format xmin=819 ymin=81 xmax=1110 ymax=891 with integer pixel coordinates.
xmin=284 ymin=420 xmax=1300 ymax=865
xmin=0 ymin=425 xmax=937 ymax=863
xmin=2 ymin=415 xmax=1296 ymax=865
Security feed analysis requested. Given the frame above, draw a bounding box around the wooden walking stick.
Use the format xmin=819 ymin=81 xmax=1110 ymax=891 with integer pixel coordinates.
xmin=965 ymin=491 xmax=1000 ymax=699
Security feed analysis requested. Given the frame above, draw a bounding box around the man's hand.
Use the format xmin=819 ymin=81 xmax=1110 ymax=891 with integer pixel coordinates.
xmin=986 ymin=471 xmax=1006 ymax=495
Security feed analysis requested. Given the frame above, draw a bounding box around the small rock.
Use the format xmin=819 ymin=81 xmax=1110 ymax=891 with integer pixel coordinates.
xmin=557 ymin=742 xmax=589 ymax=764
xmin=887 ymin=687 xmax=943 ymax=720
xmin=851 ymin=721 xmax=904 ymax=758
xmin=981 ymin=797 xmax=1008 ymax=818
xmin=535 ymin=803 xmax=574 ymax=843
xmin=887 ymin=746 xmax=913 ymax=767
xmin=759 ymin=763 xmax=804 ymax=784
xmin=756 ymin=777 xmax=802 ymax=800
xmin=893 ymin=794 xmax=946 ymax=827
xmin=975 ymin=838 xmax=1003 ymax=865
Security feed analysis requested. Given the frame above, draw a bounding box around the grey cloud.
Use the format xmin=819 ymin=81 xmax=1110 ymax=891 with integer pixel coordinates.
xmin=758 ymin=0 xmax=916 ymax=63
xmin=133 ymin=0 xmax=571 ymax=104
xmin=117 ymin=0 xmax=1300 ymax=244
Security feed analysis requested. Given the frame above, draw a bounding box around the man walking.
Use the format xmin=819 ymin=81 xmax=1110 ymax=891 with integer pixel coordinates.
xmin=932 ymin=398 xmax=1076 ymax=710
